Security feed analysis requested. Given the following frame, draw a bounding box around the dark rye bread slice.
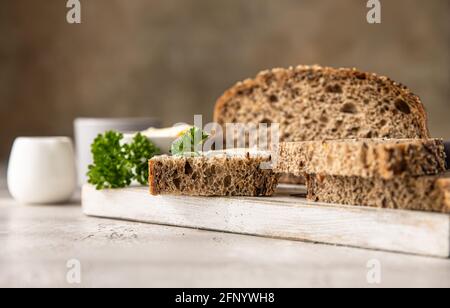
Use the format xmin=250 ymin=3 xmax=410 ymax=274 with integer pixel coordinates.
xmin=214 ymin=65 xmax=430 ymax=141
xmin=276 ymin=139 xmax=446 ymax=179
xmin=306 ymin=174 xmax=450 ymax=213
xmin=149 ymin=150 xmax=279 ymax=197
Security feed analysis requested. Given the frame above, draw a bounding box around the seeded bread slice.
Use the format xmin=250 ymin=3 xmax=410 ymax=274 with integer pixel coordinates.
xmin=306 ymin=174 xmax=450 ymax=213
xmin=214 ymin=65 xmax=430 ymax=141
xmin=276 ymin=139 xmax=446 ymax=179
xmin=149 ymin=150 xmax=279 ymax=197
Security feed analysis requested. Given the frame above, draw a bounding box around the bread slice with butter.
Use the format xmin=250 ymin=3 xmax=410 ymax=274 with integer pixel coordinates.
xmin=149 ymin=149 xmax=279 ymax=196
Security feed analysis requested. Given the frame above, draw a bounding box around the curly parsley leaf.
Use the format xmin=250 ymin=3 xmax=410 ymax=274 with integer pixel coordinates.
xmin=87 ymin=131 xmax=160 ymax=190
xmin=126 ymin=132 xmax=160 ymax=185
xmin=87 ymin=131 xmax=132 ymax=190
xmin=171 ymin=127 xmax=209 ymax=157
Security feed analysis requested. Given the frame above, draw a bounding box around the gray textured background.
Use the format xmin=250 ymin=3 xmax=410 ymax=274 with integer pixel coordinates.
xmin=0 ymin=0 xmax=449 ymax=160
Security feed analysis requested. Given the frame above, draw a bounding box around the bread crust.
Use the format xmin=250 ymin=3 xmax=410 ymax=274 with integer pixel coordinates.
xmin=213 ymin=65 xmax=430 ymax=139
xmin=148 ymin=159 xmax=158 ymax=195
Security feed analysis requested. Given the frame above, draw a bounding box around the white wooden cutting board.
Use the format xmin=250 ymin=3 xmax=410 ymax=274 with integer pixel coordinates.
xmin=82 ymin=184 xmax=450 ymax=258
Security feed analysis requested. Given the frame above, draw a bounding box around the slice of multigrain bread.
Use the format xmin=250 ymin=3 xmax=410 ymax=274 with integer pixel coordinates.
xmin=149 ymin=150 xmax=279 ymax=197
xmin=276 ymin=139 xmax=447 ymax=179
xmin=306 ymin=174 xmax=450 ymax=213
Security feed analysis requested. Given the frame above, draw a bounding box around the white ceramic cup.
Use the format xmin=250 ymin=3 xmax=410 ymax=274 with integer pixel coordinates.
xmin=74 ymin=117 xmax=160 ymax=185
xmin=7 ymin=137 xmax=77 ymax=204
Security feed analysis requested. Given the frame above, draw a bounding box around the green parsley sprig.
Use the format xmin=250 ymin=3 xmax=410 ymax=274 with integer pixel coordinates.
xmin=126 ymin=133 xmax=160 ymax=185
xmin=171 ymin=127 xmax=209 ymax=157
xmin=87 ymin=131 xmax=160 ymax=190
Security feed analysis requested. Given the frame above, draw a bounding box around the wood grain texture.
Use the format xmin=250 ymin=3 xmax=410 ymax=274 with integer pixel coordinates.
xmin=82 ymin=184 xmax=450 ymax=258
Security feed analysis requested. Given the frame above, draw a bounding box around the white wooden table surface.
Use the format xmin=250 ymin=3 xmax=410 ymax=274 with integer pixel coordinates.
xmin=0 ymin=165 xmax=449 ymax=288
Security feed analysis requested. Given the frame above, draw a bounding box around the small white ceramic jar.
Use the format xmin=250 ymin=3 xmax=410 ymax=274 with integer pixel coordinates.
xmin=7 ymin=137 xmax=77 ymax=204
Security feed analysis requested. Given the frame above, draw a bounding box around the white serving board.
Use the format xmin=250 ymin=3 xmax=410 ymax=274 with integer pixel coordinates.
xmin=82 ymin=184 xmax=450 ymax=258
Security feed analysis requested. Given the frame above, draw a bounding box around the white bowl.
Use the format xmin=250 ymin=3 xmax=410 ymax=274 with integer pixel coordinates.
xmin=123 ymin=124 xmax=192 ymax=154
